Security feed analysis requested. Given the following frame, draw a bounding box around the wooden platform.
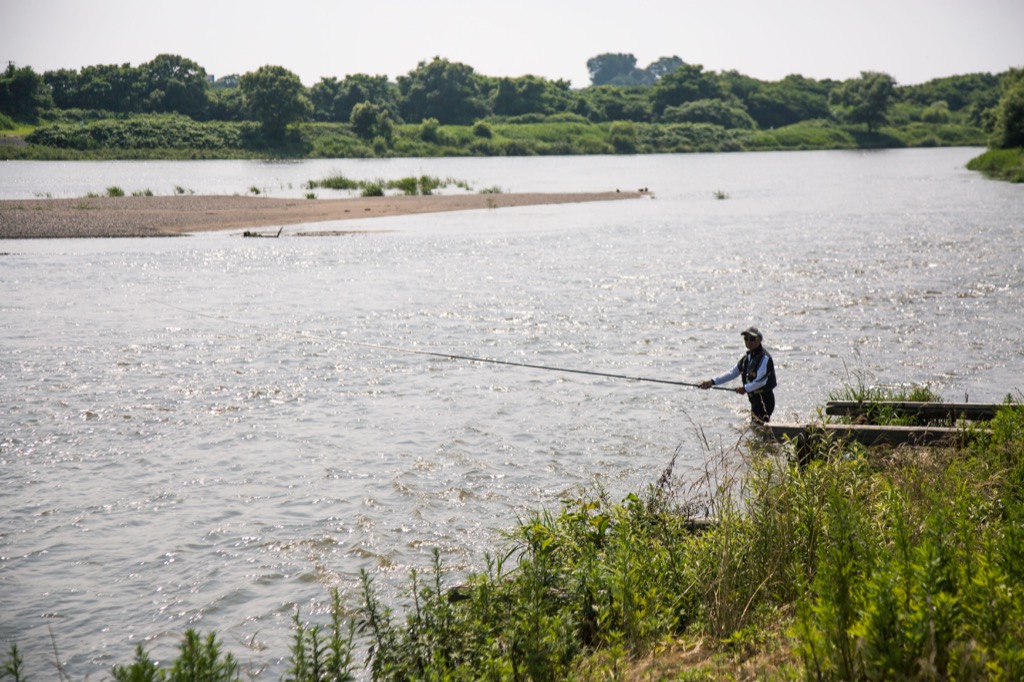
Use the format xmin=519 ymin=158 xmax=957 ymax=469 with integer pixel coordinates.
xmin=767 ymin=422 xmax=972 ymax=447
xmin=825 ymin=401 xmax=1007 ymax=421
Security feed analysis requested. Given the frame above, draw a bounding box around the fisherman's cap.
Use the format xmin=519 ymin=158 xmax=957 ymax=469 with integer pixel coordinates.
xmin=741 ymin=326 xmax=763 ymax=340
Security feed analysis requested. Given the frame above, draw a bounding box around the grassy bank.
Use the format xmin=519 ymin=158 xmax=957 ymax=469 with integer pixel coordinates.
xmin=0 ymin=113 xmax=987 ymax=161
xmin=5 ymin=389 xmax=1023 ymax=680
xmin=966 ymin=148 xmax=1024 ymax=182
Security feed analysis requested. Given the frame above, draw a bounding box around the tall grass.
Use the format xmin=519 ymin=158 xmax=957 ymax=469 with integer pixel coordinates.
xmin=827 ymin=374 xmax=941 ymax=425
xmin=304 ymin=174 xmax=471 ymax=196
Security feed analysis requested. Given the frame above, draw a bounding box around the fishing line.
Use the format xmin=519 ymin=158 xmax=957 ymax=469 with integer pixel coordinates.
xmin=156 ymin=301 xmax=733 ymax=390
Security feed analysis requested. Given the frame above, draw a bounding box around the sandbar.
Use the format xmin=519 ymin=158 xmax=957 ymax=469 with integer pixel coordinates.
xmin=0 ymin=191 xmax=644 ymax=239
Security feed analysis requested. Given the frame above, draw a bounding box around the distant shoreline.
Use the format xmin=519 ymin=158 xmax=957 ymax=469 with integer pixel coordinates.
xmin=0 ymin=191 xmax=644 ymax=239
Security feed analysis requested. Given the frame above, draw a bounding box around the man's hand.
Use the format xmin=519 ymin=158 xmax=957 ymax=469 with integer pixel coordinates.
xmin=735 ymin=386 xmax=746 ymax=395
xmin=698 ymin=380 xmax=713 ymax=390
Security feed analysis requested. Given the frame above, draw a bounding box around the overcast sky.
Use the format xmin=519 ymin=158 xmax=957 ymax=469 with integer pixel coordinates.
xmin=5 ymin=0 xmax=1022 ymax=87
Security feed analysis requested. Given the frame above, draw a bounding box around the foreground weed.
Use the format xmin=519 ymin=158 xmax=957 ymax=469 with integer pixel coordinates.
xmin=287 ymin=588 xmax=356 ymax=682
xmin=790 ymin=400 xmax=1024 ymax=680
xmin=11 ymin=392 xmax=1024 ymax=680
xmin=111 ymin=630 xmax=238 ymax=681
xmin=2 ymin=644 xmax=25 ymax=682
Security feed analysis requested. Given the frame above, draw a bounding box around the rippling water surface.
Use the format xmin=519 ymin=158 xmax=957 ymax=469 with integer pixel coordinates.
xmin=2 ymin=149 xmax=1022 ymax=676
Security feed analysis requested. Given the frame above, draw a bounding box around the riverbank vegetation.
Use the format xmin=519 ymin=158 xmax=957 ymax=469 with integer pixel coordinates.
xmin=0 ymin=54 xmax=1014 ymax=162
xmin=4 ymin=388 xmax=1023 ymax=680
xmin=966 ymin=148 xmax=1024 ymax=182
xmin=965 ymin=68 xmax=1024 ymax=182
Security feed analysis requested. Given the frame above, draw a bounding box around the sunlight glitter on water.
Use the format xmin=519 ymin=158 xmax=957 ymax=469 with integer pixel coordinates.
xmin=2 ymin=149 xmax=1022 ymax=676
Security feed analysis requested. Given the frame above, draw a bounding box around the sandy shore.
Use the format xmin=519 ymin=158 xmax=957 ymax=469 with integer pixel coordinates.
xmin=0 ymin=191 xmax=643 ymax=239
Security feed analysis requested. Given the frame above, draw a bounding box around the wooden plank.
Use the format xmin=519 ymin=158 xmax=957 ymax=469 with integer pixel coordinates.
xmin=766 ymin=422 xmax=971 ymax=447
xmin=824 ymin=401 xmax=1006 ymax=421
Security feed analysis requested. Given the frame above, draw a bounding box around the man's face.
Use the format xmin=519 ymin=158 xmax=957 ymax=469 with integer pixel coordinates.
xmin=743 ymin=334 xmax=761 ymax=350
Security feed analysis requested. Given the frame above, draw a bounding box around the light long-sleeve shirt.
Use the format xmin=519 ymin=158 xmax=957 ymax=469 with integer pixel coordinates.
xmin=713 ymin=351 xmax=773 ymax=394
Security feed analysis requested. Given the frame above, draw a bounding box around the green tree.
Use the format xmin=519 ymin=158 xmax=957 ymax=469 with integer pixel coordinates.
xmin=576 ymin=85 xmax=652 ymax=122
xmin=207 ymin=87 xmax=245 ymax=121
xmin=652 ymin=63 xmax=725 ymax=116
xmin=587 ymin=54 xmax=684 ymax=87
xmin=641 ymin=56 xmax=685 ymax=84
xmin=211 ymin=74 xmax=240 ymax=90
xmin=310 ymin=76 xmax=344 ymax=122
xmin=43 ymin=68 xmax=81 ymax=109
xmin=587 ymin=53 xmax=640 ymax=86
xmin=140 ymin=54 xmax=210 ymax=119
xmin=311 ymin=73 xmax=398 ymax=123
xmin=728 ymin=73 xmax=833 ymax=129
xmin=491 ymin=75 xmax=573 ymax=117
xmin=0 ymin=62 xmax=53 ymax=121
xmin=350 ymin=101 xmax=394 ymax=142
xmin=398 ymin=57 xmax=487 ymax=125
xmin=989 ymin=68 xmax=1024 ymax=149
xmin=75 ymin=63 xmax=141 ymax=112
xmin=831 ymin=71 xmax=897 ymax=132
xmin=901 ymin=72 xmax=1001 ymax=113
xmin=239 ymin=65 xmax=311 ymax=139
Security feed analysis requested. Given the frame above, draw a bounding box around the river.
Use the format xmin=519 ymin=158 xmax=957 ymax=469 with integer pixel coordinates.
xmin=1 ymin=148 xmax=1022 ymax=677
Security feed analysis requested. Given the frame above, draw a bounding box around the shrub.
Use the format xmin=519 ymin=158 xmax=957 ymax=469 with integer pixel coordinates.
xmin=660 ymin=99 xmax=757 ymax=130
xmin=608 ymin=121 xmax=637 ymax=153
xmin=921 ymin=100 xmax=952 ymax=123
xmin=419 ymin=117 xmax=442 ymax=143
xmin=25 ymin=114 xmax=255 ymax=151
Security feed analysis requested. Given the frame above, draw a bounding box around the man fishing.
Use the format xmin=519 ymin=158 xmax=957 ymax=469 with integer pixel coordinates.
xmin=699 ymin=326 xmax=777 ymax=424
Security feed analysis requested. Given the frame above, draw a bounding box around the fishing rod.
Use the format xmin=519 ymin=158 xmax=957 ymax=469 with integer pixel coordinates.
xmin=157 ymin=302 xmax=733 ymax=390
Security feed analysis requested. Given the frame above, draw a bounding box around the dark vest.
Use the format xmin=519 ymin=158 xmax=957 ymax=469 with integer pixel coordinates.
xmin=738 ymin=347 xmax=777 ymax=393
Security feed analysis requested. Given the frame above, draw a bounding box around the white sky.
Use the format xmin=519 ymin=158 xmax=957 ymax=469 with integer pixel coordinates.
xmin=4 ymin=0 xmax=1023 ymax=88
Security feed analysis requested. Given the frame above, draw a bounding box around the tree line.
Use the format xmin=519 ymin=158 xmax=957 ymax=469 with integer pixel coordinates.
xmin=1 ymin=52 xmax=1020 ymax=153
